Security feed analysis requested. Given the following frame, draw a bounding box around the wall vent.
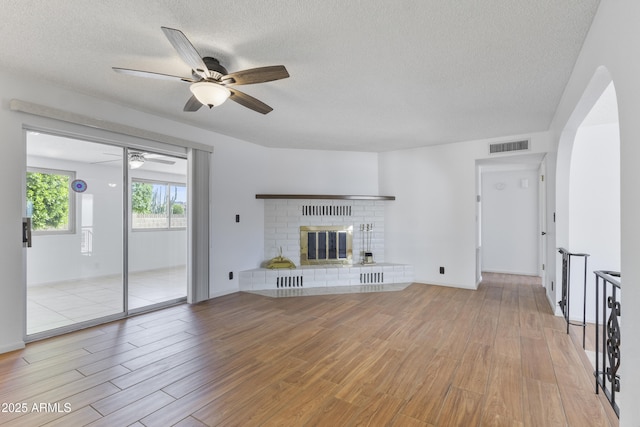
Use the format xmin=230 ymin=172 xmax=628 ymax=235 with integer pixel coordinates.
xmin=360 ymin=272 xmax=384 ymax=284
xmin=489 ymin=140 xmax=529 ymax=154
xmin=276 ymin=276 xmax=304 ymax=288
xmin=302 ymin=205 xmax=352 ymax=216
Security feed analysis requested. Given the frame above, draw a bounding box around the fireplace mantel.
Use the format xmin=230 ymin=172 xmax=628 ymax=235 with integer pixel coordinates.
xmin=256 ymin=194 xmax=395 ymax=200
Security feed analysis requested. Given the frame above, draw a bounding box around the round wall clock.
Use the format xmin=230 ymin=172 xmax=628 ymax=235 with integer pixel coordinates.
xmin=71 ymin=179 xmax=88 ymax=193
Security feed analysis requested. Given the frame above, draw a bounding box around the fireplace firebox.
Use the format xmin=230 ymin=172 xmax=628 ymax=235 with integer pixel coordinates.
xmin=300 ymin=225 xmax=353 ymax=265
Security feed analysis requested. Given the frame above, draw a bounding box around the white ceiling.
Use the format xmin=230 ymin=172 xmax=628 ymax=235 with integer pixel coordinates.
xmin=1 ymin=1 xmax=600 ymax=152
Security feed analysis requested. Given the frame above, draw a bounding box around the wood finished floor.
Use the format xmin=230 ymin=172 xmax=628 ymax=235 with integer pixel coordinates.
xmin=0 ymin=273 xmax=617 ymax=426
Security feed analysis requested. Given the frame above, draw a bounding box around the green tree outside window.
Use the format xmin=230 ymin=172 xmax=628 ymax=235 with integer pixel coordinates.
xmin=26 ymin=171 xmax=72 ymax=231
xmin=131 ymin=182 xmax=153 ymax=214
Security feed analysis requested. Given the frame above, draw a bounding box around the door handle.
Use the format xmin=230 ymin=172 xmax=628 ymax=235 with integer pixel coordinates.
xmin=22 ymin=217 xmax=32 ymax=248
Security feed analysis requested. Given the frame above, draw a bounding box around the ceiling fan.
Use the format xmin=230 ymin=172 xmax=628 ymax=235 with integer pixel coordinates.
xmin=113 ymin=26 xmax=289 ymax=114
xmin=92 ymin=152 xmax=176 ymax=169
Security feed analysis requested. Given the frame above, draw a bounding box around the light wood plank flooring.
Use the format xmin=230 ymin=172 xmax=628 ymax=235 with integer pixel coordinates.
xmin=0 ymin=273 xmax=617 ymax=426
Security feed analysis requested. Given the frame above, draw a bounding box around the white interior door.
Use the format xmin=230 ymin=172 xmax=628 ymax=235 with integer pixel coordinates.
xmin=539 ymin=157 xmax=548 ymax=287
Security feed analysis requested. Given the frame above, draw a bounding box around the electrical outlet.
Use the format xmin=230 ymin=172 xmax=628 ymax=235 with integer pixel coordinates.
xmin=235 ymin=214 xmax=240 ymax=223
xmin=439 ymin=267 xmax=445 ymax=274
xmin=229 ymin=271 xmax=233 ymax=280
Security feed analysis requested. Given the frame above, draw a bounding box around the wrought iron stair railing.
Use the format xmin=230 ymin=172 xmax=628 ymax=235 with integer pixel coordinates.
xmin=594 ymin=270 xmax=621 ymax=418
xmin=558 ymin=248 xmax=589 ymax=347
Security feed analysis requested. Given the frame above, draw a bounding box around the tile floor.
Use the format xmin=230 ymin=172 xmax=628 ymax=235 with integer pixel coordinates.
xmin=27 ymin=266 xmax=186 ymax=335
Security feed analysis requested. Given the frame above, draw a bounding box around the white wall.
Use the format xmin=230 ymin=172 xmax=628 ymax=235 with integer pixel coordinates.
xmin=379 ymin=132 xmax=554 ymax=289
xmin=548 ymin=0 xmax=640 ymax=423
xmin=481 ymin=168 xmax=539 ymax=276
xmin=568 ymin=122 xmax=620 ymax=323
xmin=262 ymin=147 xmax=379 ymax=195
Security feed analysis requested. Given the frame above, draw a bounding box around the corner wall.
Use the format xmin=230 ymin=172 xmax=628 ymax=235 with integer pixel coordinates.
xmin=568 ymin=122 xmax=620 ymax=323
xmin=548 ymin=1 xmax=640 ymax=424
xmin=379 ymin=132 xmax=554 ymax=289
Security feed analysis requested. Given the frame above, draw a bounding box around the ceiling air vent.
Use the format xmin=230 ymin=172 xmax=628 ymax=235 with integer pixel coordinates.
xmin=489 ymin=139 xmax=529 ymax=154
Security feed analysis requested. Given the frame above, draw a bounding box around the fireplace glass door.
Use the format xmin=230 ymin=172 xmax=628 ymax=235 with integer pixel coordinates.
xmin=300 ymin=225 xmax=352 ymax=265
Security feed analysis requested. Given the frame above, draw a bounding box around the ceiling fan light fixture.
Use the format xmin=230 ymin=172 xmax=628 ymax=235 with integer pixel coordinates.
xmin=129 ymin=152 xmax=145 ymax=169
xmin=190 ymin=82 xmax=231 ymax=107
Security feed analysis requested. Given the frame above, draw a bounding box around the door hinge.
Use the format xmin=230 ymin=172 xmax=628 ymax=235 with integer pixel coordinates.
xmin=542 ymin=264 xmax=545 ymax=271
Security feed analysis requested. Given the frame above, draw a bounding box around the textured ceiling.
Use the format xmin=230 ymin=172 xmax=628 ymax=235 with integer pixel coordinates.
xmin=0 ymin=0 xmax=600 ymax=152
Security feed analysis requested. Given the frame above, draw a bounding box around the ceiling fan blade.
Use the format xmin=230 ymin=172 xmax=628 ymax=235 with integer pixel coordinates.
xmin=161 ymin=26 xmax=211 ymax=78
xmin=90 ymin=159 xmax=120 ymax=165
xmin=222 ymin=65 xmax=289 ymax=85
xmin=228 ymin=88 xmax=273 ymax=114
xmin=183 ymin=95 xmax=203 ymax=112
xmin=112 ymin=67 xmax=195 ymax=82
xmin=146 ymin=158 xmax=176 ymax=165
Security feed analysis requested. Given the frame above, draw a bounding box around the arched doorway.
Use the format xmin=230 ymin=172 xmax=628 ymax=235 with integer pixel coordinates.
xmin=555 ymin=68 xmax=621 ymax=414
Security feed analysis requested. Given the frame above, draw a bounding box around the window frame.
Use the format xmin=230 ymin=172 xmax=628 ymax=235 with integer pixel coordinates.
xmin=26 ymin=166 xmax=76 ymax=235
xmin=130 ymin=178 xmax=187 ymax=231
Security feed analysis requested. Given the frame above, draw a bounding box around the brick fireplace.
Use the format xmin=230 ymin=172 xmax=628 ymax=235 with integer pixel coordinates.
xmin=263 ymin=198 xmax=383 ymax=266
xmin=239 ymin=195 xmax=414 ymax=292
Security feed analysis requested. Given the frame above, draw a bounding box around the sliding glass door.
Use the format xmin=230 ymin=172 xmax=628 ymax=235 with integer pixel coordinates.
xmin=26 ymin=132 xmax=125 ymax=335
xmin=25 ymin=132 xmax=187 ymax=338
xmin=128 ymin=149 xmax=187 ymax=311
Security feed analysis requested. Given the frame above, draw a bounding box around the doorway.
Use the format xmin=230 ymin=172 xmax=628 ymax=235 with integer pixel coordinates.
xmin=476 ymin=153 xmax=547 ymax=280
xmin=25 ymin=131 xmax=187 ymax=337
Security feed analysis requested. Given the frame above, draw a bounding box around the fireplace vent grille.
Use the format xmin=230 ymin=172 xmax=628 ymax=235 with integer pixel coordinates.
xmin=276 ymin=276 xmax=304 ymax=288
xmin=302 ymin=205 xmax=352 ymax=216
xmin=361 ymin=272 xmax=384 ymax=284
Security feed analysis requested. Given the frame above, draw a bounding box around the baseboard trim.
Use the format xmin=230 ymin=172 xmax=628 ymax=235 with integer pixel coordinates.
xmin=210 ymin=289 xmax=238 ymax=299
xmin=413 ymin=280 xmax=478 ymax=290
xmin=0 ymin=341 xmax=25 ymax=355
xmin=482 ymin=269 xmax=539 ymax=277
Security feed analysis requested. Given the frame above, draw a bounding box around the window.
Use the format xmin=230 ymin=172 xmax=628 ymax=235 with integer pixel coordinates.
xmin=26 ymin=167 xmax=76 ymax=234
xmin=131 ymin=179 xmax=186 ymax=229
